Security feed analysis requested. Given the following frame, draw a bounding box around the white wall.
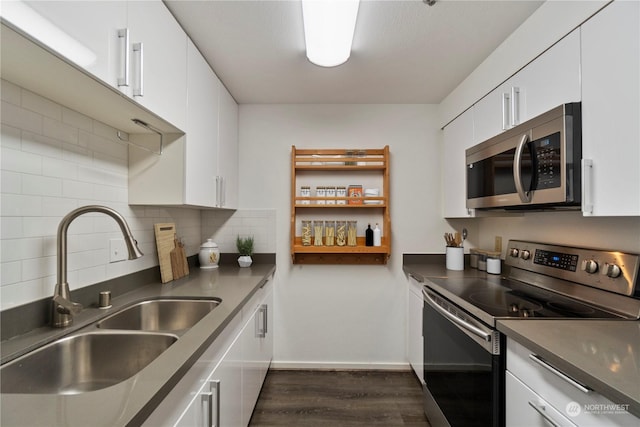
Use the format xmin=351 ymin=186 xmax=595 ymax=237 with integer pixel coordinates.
xmin=0 ymin=80 xmax=201 ymax=310
xmin=238 ymin=104 xmax=446 ymax=368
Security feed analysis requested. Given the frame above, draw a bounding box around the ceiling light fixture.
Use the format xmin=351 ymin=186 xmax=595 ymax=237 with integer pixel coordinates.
xmin=302 ymin=0 xmax=360 ymax=67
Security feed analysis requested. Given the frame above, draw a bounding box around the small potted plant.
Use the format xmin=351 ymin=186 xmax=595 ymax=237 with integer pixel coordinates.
xmin=236 ymin=235 xmax=254 ymax=267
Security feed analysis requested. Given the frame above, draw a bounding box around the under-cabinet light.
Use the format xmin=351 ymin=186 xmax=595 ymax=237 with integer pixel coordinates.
xmin=302 ymin=0 xmax=360 ymax=67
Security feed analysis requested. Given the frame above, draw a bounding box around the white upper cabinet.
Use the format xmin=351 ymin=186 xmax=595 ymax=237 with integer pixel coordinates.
xmin=218 ymin=84 xmax=239 ymax=209
xmin=443 ymin=108 xmax=475 ymax=218
xmin=184 ymin=38 xmax=221 ymax=207
xmin=581 ymin=0 xmax=640 ymax=216
xmin=10 ymin=1 xmax=127 ymax=87
xmin=126 ymin=0 xmax=187 ymax=131
xmin=473 ymin=29 xmax=581 ymax=145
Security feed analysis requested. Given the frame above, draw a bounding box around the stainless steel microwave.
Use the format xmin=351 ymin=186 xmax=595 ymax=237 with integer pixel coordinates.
xmin=466 ymin=103 xmax=581 ymax=210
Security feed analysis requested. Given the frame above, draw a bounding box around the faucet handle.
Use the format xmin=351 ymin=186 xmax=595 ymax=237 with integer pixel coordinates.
xmin=53 ymin=295 xmax=83 ymax=315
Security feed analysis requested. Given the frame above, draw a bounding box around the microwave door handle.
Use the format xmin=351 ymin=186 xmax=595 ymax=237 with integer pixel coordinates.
xmin=514 ymin=134 xmax=533 ymax=203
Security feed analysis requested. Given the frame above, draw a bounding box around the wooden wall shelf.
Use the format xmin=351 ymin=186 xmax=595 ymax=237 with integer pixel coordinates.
xmin=290 ymin=146 xmax=391 ymax=265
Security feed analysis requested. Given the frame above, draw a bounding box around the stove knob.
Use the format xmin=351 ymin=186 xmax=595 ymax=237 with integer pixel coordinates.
xmin=602 ymin=263 xmax=622 ymax=278
xmin=509 ymin=248 xmax=519 ymax=258
xmin=520 ymin=250 xmax=531 ymax=260
xmin=581 ymin=259 xmax=599 ymax=274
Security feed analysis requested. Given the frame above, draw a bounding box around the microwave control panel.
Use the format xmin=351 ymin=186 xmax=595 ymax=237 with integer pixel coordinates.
xmin=533 ymin=132 xmax=561 ymax=190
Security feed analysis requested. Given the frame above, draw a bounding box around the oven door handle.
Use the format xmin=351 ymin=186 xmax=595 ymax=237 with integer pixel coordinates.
xmin=423 ymin=289 xmax=492 ymax=342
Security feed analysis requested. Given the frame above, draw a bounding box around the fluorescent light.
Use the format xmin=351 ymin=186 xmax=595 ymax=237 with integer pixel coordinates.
xmin=302 ymin=0 xmax=360 ymax=67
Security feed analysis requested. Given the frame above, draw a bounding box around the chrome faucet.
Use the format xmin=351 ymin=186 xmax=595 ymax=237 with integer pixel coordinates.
xmin=52 ymin=205 xmax=143 ymax=327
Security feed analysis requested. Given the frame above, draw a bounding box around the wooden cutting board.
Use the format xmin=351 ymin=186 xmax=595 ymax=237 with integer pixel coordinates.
xmin=155 ymin=223 xmax=189 ymax=283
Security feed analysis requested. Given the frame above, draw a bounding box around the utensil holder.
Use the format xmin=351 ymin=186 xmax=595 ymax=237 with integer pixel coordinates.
xmin=446 ymin=247 xmax=464 ymax=271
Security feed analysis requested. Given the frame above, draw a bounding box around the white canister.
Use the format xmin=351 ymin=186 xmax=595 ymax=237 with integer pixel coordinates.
xmin=199 ymin=239 xmax=220 ymax=269
xmin=487 ymin=257 xmax=501 ymax=275
xmin=446 ymin=246 xmax=464 ymax=271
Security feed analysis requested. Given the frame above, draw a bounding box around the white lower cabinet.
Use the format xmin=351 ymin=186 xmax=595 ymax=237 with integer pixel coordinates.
xmin=143 ymin=277 xmax=274 ymax=427
xmin=407 ymin=274 xmax=424 ymax=384
xmin=507 ymin=337 xmax=639 ymax=427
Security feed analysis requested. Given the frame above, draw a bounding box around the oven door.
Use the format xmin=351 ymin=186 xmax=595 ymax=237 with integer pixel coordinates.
xmin=422 ymin=288 xmax=505 ymax=427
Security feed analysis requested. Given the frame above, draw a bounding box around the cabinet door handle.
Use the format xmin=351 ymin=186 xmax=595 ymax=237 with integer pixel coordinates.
xmin=210 ymin=380 xmax=221 ymax=427
xmin=527 ymin=401 xmax=565 ymax=427
xmin=256 ymin=304 xmax=267 ymax=338
xmin=220 ymin=176 xmax=225 ymax=207
xmin=581 ymin=159 xmax=593 ymax=214
xmin=201 ymin=391 xmax=213 ymax=427
xmin=502 ymin=92 xmax=511 ymax=130
xmin=215 ymin=176 xmax=221 ymax=207
xmin=117 ymin=29 xmax=129 ymax=87
xmin=510 ymin=86 xmax=520 ymax=127
xmin=133 ymin=42 xmax=144 ymax=97
xmin=529 ymin=354 xmax=591 ymax=393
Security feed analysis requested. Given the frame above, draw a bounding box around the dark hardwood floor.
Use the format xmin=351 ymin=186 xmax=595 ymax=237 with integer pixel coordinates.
xmin=249 ymin=369 xmax=431 ymax=426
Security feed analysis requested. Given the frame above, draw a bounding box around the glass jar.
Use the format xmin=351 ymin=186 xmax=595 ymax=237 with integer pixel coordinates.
xmin=347 ymin=220 xmax=357 ymax=246
xmin=325 ymin=186 xmax=336 ymax=205
xmin=316 ymin=186 xmax=326 ymax=205
xmin=336 ymin=186 xmax=347 ymax=205
xmin=313 ymin=220 xmax=324 ymax=246
xmin=301 ymin=220 xmax=312 ymax=246
xmin=336 ymin=220 xmax=347 ymax=246
xmin=300 ymin=186 xmax=311 ymax=205
xmin=324 ymin=220 xmax=335 ymax=246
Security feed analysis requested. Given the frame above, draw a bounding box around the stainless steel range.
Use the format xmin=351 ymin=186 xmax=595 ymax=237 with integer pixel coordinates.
xmin=422 ymin=240 xmax=640 ymax=427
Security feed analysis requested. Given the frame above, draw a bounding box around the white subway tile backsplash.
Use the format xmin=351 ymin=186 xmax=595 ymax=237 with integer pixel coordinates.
xmin=1 ymin=81 xmax=202 ymax=310
xmin=43 ymin=116 xmax=79 ymax=145
xmin=62 ymin=108 xmax=93 ymax=132
xmin=0 ymin=101 xmax=43 ymax=134
xmin=1 ymin=125 xmax=21 ymax=149
xmin=201 ymin=209 xmax=276 ymax=253
xmin=21 ymin=174 xmax=62 ymax=197
xmin=1 ymin=147 xmax=43 ymax=175
xmin=21 ymin=89 xmax=62 ymax=121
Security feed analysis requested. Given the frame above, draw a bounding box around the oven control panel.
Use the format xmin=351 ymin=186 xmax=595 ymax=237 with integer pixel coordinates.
xmin=505 ymin=240 xmax=639 ymax=297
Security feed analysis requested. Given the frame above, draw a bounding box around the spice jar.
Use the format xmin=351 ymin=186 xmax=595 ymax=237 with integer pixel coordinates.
xmin=347 ymin=220 xmax=357 ymax=246
xmin=300 ymin=186 xmax=311 ymax=205
xmin=325 ymin=186 xmax=336 ymax=205
xmin=324 ymin=220 xmax=336 ymax=246
xmin=336 ymin=186 xmax=347 ymax=205
xmin=316 ymin=186 xmax=326 ymax=205
xmin=301 ymin=220 xmax=312 ymax=246
xmin=336 ymin=221 xmax=347 ymax=246
xmin=313 ymin=220 xmax=324 ymax=246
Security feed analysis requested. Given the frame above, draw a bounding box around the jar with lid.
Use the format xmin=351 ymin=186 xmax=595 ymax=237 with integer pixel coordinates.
xmin=336 ymin=186 xmax=347 ymax=205
xmin=336 ymin=220 xmax=347 ymax=246
xmin=313 ymin=220 xmax=324 ymax=246
xmin=347 ymin=220 xmax=357 ymax=246
xmin=486 ymin=251 xmax=501 ymax=275
xmin=199 ymin=239 xmax=220 ymax=269
xmin=316 ymin=186 xmax=326 ymax=205
xmin=325 ymin=186 xmax=336 ymax=205
xmin=324 ymin=220 xmax=336 ymax=246
xmin=301 ymin=220 xmax=312 ymax=246
xmin=300 ymin=186 xmax=311 ymax=205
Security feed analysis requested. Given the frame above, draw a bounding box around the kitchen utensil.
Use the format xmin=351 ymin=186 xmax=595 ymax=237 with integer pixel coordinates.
xmin=462 ymin=228 xmax=467 ymax=246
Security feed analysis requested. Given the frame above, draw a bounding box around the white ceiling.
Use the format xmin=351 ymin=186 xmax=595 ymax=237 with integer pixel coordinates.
xmin=165 ymin=0 xmax=544 ymax=104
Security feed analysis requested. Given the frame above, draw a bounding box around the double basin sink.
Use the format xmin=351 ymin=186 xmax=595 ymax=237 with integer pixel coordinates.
xmin=1 ymin=297 xmax=221 ymax=395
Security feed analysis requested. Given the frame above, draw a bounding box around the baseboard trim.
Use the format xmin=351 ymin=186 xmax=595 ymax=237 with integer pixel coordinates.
xmin=270 ymin=361 xmax=411 ymax=371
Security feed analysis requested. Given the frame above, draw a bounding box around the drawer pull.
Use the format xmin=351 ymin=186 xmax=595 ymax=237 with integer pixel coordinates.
xmin=529 ymin=354 xmax=591 ymax=393
xmin=527 ymin=401 xmax=565 ymax=427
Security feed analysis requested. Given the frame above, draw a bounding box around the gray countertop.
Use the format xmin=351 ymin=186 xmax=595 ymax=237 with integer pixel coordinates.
xmin=498 ymin=319 xmax=640 ymax=418
xmin=0 ymin=263 xmax=276 ymax=427
xmin=403 ymin=261 xmax=640 ymax=418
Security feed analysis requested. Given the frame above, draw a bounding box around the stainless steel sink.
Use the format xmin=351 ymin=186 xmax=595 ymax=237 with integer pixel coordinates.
xmin=0 ymin=332 xmax=177 ymax=394
xmin=97 ymin=298 xmax=221 ymax=332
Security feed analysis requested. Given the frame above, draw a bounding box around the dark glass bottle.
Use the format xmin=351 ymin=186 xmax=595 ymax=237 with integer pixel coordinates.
xmin=365 ymin=224 xmax=374 ymax=246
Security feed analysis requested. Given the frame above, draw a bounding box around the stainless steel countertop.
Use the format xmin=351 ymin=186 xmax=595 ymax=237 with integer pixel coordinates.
xmin=0 ymin=263 xmax=276 ymax=427
xmin=403 ymin=262 xmax=640 ymax=419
